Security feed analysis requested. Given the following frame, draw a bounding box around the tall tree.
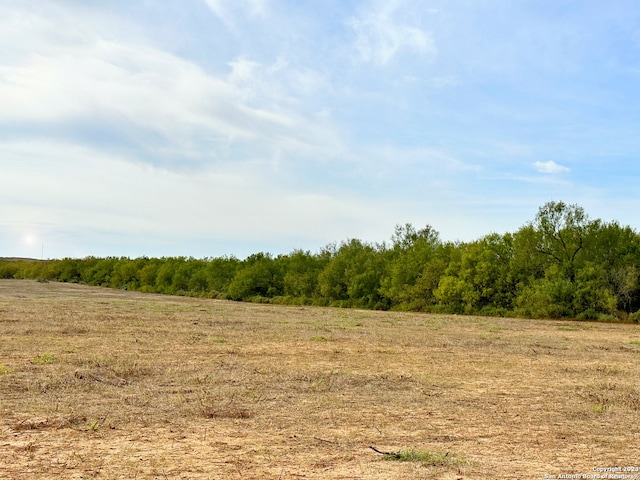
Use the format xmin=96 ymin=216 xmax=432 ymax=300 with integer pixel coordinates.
xmin=531 ymin=201 xmax=592 ymax=281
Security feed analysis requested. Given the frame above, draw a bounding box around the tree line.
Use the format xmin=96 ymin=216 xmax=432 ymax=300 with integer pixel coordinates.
xmin=2 ymin=201 xmax=640 ymax=322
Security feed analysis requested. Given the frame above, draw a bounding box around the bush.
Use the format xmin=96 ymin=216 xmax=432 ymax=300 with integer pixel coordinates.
xmin=629 ymin=310 xmax=640 ymax=323
xmin=0 ymin=262 xmax=19 ymax=279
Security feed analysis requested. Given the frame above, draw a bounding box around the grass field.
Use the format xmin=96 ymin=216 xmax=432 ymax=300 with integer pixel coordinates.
xmin=1 ymin=280 xmax=639 ymax=479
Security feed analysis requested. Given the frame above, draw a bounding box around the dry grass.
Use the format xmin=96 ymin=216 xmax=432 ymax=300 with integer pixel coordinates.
xmin=0 ymin=280 xmax=638 ymax=479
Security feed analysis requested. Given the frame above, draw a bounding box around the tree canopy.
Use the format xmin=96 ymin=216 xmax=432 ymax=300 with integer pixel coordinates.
xmin=3 ymin=201 xmax=640 ymax=322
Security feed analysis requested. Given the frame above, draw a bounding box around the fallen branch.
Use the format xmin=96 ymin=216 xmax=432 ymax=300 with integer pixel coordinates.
xmin=369 ymin=446 xmax=398 ymax=458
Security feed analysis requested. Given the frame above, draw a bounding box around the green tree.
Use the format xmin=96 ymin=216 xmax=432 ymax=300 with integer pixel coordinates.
xmin=434 ymin=234 xmax=515 ymax=315
xmin=282 ymin=249 xmax=324 ymax=301
xmin=155 ymin=258 xmax=181 ymax=294
xmin=226 ymin=253 xmax=282 ymax=300
xmin=317 ymin=239 xmax=387 ymax=309
xmin=110 ymin=258 xmax=142 ymax=290
xmin=380 ymin=224 xmax=444 ymax=310
xmin=584 ymin=221 xmax=640 ymax=314
xmin=531 ymin=201 xmax=592 ymax=282
xmin=0 ymin=261 xmax=19 ymax=279
xmin=205 ymin=256 xmax=240 ymax=297
xmin=139 ymin=258 xmax=161 ymax=290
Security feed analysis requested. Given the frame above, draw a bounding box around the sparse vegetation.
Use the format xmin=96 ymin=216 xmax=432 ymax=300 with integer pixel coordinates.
xmin=309 ymin=335 xmax=330 ymax=342
xmin=0 ymin=364 xmax=13 ymax=375
xmin=87 ymin=420 xmax=102 ymax=431
xmin=376 ymin=447 xmax=467 ymax=467
xmin=31 ymin=351 xmax=55 ymax=365
xmin=558 ymin=324 xmax=580 ymax=331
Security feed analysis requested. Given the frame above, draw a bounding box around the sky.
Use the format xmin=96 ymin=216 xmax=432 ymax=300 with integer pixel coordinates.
xmin=2 ymin=0 xmax=640 ymax=259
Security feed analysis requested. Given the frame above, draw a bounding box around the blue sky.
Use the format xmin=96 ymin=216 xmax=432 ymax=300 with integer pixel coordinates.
xmin=2 ymin=0 xmax=640 ymax=259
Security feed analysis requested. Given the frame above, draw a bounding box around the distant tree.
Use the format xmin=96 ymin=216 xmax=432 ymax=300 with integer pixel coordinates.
xmin=380 ymin=224 xmax=444 ymax=310
xmin=155 ymin=258 xmax=182 ymax=294
xmin=434 ymin=234 xmax=515 ymax=315
xmin=205 ymin=256 xmax=240 ymax=297
xmin=584 ymin=220 xmax=640 ymax=314
xmin=0 ymin=261 xmax=19 ymax=279
xmin=282 ymin=249 xmax=324 ymax=300
xmin=4 ymin=199 xmax=639 ymax=321
xmin=227 ymin=253 xmax=282 ymax=300
xmin=139 ymin=258 xmax=161 ymax=290
xmin=317 ymin=239 xmax=387 ymax=308
xmin=110 ymin=257 xmax=141 ymax=290
xmin=531 ymin=201 xmax=592 ymax=282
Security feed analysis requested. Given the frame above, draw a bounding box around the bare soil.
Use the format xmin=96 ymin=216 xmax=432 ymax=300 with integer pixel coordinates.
xmin=1 ymin=280 xmax=639 ymax=479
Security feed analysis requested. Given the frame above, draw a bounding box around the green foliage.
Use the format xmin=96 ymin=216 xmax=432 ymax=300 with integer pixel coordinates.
xmin=0 ymin=262 xmax=19 ymax=279
xmin=32 ymin=351 xmax=56 ymax=365
xmin=225 ymin=252 xmax=284 ymax=300
xmin=435 ymin=234 xmax=516 ymax=314
xmin=532 ymin=201 xmax=591 ymax=279
xmin=4 ymin=200 xmax=640 ymax=321
xmin=282 ymin=250 xmax=324 ymax=300
xmin=317 ymin=239 xmax=387 ymax=309
xmin=380 ymin=224 xmax=445 ymax=310
xmin=87 ymin=420 xmax=102 ymax=431
xmin=379 ymin=448 xmax=466 ymax=467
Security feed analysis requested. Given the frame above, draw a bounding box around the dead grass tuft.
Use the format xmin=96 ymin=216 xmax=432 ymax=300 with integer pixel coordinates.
xmin=200 ymin=406 xmax=253 ymax=419
xmin=579 ymin=382 xmax=640 ymax=412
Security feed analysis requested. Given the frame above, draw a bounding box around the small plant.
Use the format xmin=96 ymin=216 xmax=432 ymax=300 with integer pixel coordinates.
xmin=310 ymin=336 xmax=329 ymax=342
xmin=87 ymin=420 xmax=101 ymax=431
xmin=0 ymin=364 xmax=13 ymax=375
xmin=89 ymin=354 xmax=107 ymax=367
xmin=86 ymin=414 xmax=110 ymax=431
xmin=207 ymin=337 xmax=227 ymax=344
xmin=32 ymin=351 xmax=55 ymax=365
xmin=370 ymin=446 xmax=466 ymax=467
xmin=592 ymin=402 xmax=610 ymax=414
xmin=558 ymin=325 xmax=580 ymax=331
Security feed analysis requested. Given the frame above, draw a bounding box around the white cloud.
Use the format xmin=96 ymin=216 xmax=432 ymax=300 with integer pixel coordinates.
xmin=533 ymin=160 xmax=570 ymax=174
xmin=0 ymin=8 xmax=342 ymax=170
xmin=0 ymin=139 xmax=398 ymax=257
xmin=349 ymin=1 xmax=436 ymax=65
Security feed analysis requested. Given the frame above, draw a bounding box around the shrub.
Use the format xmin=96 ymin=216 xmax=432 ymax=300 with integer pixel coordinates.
xmin=629 ymin=310 xmax=640 ymax=323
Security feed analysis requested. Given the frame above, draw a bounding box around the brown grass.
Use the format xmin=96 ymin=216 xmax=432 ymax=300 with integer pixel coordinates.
xmin=1 ymin=279 xmax=638 ymax=479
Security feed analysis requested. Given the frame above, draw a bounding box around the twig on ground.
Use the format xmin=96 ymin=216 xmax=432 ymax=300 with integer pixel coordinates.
xmin=369 ymin=445 xmax=397 ymax=457
xmin=313 ymin=436 xmax=337 ymax=444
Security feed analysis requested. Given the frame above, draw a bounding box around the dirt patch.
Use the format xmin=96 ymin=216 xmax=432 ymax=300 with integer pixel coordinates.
xmin=0 ymin=279 xmax=638 ymax=479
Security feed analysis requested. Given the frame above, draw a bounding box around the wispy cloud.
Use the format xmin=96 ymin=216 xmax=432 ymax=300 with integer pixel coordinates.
xmin=203 ymin=0 xmax=267 ymax=27
xmin=349 ymin=0 xmax=436 ymax=65
xmin=533 ymin=161 xmax=570 ymax=174
xmin=0 ymin=9 xmax=341 ymax=171
xmin=1 ymin=1 xmax=639 ymax=258
xmin=0 ymin=138 xmax=400 ymax=258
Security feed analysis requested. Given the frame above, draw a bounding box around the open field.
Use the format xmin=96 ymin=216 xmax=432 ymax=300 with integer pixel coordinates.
xmin=1 ymin=280 xmax=639 ymax=479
